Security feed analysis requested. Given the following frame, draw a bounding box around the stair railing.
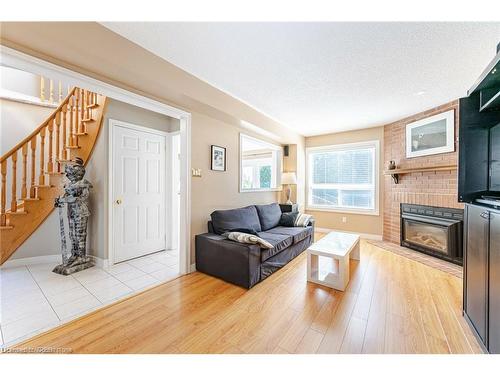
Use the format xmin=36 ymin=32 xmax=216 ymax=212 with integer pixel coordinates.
xmin=0 ymin=87 xmax=99 ymax=226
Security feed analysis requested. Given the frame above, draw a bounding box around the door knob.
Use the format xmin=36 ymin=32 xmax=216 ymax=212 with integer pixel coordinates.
xmin=116 ymin=199 xmax=122 ymax=205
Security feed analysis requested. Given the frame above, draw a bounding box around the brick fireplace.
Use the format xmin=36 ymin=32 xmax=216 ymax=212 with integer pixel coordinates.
xmin=383 ymin=100 xmax=464 ymax=244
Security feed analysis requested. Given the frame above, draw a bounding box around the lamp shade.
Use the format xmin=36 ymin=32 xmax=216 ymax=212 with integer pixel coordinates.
xmin=281 ymin=172 xmax=297 ymax=185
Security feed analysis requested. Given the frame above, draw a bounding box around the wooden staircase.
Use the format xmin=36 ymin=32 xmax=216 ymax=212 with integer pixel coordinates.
xmin=0 ymin=87 xmax=107 ymax=265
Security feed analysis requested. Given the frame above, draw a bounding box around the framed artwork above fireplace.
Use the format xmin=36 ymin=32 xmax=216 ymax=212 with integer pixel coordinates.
xmin=405 ymin=109 xmax=455 ymax=158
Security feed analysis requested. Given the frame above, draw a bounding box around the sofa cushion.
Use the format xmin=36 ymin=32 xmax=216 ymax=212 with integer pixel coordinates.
xmin=257 ymin=231 xmax=293 ymax=261
xmin=266 ymin=226 xmax=313 ymax=244
xmin=255 ymin=203 xmax=282 ymax=231
xmin=211 ymin=206 xmax=262 ymax=235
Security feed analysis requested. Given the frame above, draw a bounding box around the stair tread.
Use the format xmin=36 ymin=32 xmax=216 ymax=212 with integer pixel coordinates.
xmin=21 ymin=197 xmax=41 ymax=201
xmin=32 ymin=184 xmax=53 ymax=188
xmin=82 ymin=118 xmax=94 ymax=122
xmin=66 ymin=145 xmax=81 ymax=149
xmin=7 ymin=210 xmax=28 ymax=215
xmin=75 ymin=132 xmax=88 ymax=136
xmin=0 ymin=225 xmax=14 ymax=230
xmin=87 ymin=103 xmax=98 ymax=108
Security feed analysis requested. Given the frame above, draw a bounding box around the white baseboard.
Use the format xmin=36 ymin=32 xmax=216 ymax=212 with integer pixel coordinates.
xmin=190 ymin=263 xmax=196 ymax=273
xmin=89 ymin=256 xmax=109 ymax=269
xmin=1 ymin=254 xmax=61 ymax=269
xmin=1 ymin=254 xmax=109 ymax=269
xmin=315 ymin=227 xmax=383 ymax=241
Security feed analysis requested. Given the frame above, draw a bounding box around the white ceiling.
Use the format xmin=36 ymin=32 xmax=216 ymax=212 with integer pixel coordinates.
xmin=101 ymin=22 xmax=500 ymax=137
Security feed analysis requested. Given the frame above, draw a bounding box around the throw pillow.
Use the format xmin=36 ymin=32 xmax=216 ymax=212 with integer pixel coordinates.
xmin=294 ymin=213 xmax=312 ymax=227
xmin=279 ymin=212 xmax=299 ymax=227
xmin=222 ymin=231 xmax=273 ymax=249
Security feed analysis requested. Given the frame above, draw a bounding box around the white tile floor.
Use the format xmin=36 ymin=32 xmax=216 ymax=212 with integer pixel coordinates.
xmin=0 ymin=249 xmax=179 ymax=347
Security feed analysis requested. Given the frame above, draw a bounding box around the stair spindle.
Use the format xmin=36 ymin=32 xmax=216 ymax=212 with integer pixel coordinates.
xmin=69 ymin=96 xmax=75 ymax=148
xmin=40 ymin=76 xmax=45 ymax=102
xmin=62 ymin=105 xmax=67 ymax=160
xmin=30 ymin=136 xmax=36 ymax=198
xmin=1 ymin=160 xmax=6 ymax=226
xmin=10 ymin=151 xmax=17 ymax=212
xmin=39 ymin=127 xmax=46 ymax=185
xmin=47 ymin=120 xmax=54 ymax=174
xmin=49 ymin=79 xmax=54 ymax=103
xmin=55 ymin=113 xmax=61 ymax=172
xmin=75 ymin=91 xmax=81 ymax=138
xmin=21 ymin=144 xmax=28 ymax=199
xmin=80 ymin=88 xmax=85 ymax=134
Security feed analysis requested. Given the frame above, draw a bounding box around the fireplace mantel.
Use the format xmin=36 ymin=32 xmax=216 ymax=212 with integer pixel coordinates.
xmin=384 ymin=164 xmax=457 ymax=184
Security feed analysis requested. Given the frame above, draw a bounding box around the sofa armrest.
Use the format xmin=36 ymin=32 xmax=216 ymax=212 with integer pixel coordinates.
xmin=195 ymin=233 xmax=261 ymax=289
xmin=308 ymin=218 xmax=315 ymax=242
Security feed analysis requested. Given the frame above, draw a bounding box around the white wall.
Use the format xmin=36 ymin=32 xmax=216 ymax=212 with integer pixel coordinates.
xmin=0 ymin=66 xmax=40 ymax=98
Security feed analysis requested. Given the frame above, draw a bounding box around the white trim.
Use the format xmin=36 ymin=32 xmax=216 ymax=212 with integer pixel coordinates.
xmin=315 ymin=227 xmax=383 ymax=241
xmin=405 ymin=109 xmax=455 ymax=158
xmin=1 ymin=46 xmax=191 ymax=275
xmin=190 ymin=263 xmax=197 ymax=273
xmin=0 ymin=254 xmax=61 ymax=269
xmin=305 ymin=140 xmax=380 ymax=216
xmin=88 ymin=256 xmax=109 ymax=269
xmin=108 ymin=119 xmax=169 ymax=267
xmin=0 ymin=254 xmax=110 ymax=269
xmin=0 ymin=88 xmax=58 ymax=108
xmin=1 ymin=46 xmax=188 ymax=120
xmin=179 ymin=115 xmax=191 ymax=275
xmin=239 ymin=133 xmax=283 ymax=193
xmin=307 ymin=206 xmax=381 ymax=216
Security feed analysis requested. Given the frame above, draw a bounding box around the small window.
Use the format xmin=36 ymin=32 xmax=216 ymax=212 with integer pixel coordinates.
xmin=306 ymin=141 xmax=379 ymax=214
xmin=240 ymin=134 xmax=282 ymax=192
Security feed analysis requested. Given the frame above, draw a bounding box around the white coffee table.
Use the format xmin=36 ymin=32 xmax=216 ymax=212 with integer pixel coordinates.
xmin=306 ymin=231 xmax=360 ymax=291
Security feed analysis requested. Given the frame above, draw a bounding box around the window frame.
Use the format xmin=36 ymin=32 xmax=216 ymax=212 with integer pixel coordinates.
xmin=306 ymin=140 xmax=380 ymax=215
xmin=239 ymin=133 xmax=282 ymax=193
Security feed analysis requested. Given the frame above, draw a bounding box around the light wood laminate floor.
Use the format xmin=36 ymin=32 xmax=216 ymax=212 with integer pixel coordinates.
xmin=12 ymin=234 xmax=482 ymax=354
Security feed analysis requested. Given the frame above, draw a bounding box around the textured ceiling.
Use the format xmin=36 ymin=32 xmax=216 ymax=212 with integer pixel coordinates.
xmin=101 ymin=22 xmax=500 ymax=136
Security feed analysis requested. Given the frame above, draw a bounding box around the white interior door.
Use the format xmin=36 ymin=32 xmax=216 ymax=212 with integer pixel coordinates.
xmin=113 ymin=123 xmax=167 ymax=263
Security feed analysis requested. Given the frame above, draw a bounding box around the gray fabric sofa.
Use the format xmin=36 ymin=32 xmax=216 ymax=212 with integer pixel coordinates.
xmin=195 ymin=203 xmax=314 ymax=288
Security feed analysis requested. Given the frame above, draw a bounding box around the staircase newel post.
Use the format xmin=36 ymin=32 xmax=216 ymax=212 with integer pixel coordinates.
xmin=10 ymin=151 xmax=18 ymax=212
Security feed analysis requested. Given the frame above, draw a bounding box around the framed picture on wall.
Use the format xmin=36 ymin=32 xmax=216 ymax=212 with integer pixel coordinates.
xmin=211 ymin=145 xmax=226 ymax=171
xmin=406 ymin=109 xmax=455 ymax=158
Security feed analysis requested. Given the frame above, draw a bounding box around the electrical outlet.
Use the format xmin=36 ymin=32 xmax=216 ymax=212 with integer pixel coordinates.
xmin=342 ymin=216 xmax=347 ymax=223
xmin=191 ymin=168 xmax=202 ymax=177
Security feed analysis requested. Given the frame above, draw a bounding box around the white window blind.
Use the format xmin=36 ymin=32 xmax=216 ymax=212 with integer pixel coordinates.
xmin=307 ymin=141 xmax=378 ymax=212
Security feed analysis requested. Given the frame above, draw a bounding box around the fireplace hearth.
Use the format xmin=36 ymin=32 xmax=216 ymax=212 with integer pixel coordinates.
xmin=400 ymin=203 xmax=463 ymax=265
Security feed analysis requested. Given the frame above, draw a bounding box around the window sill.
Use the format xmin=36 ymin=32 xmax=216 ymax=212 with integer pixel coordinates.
xmin=306 ymin=205 xmax=380 ymax=216
xmin=240 ymin=187 xmax=282 ymax=193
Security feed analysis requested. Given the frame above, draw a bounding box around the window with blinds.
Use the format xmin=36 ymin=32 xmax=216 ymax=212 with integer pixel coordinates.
xmin=307 ymin=141 xmax=379 ymax=212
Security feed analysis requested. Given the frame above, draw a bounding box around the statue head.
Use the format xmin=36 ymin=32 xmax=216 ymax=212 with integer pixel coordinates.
xmin=65 ymin=157 xmax=85 ymax=182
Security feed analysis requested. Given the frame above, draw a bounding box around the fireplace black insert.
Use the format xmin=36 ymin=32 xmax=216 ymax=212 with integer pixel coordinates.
xmin=400 ymin=203 xmax=464 ymax=265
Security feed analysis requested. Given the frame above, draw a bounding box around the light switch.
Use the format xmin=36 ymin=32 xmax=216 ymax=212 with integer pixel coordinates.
xmin=192 ymin=168 xmax=202 ymax=177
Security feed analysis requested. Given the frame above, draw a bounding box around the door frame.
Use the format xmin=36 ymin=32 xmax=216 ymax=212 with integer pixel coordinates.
xmin=1 ymin=46 xmax=192 ymax=275
xmin=108 ymin=119 xmax=171 ymax=265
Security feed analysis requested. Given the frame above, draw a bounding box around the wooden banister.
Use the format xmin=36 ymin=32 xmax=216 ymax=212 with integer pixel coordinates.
xmin=1 ymin=87 xmax=77 ymax=164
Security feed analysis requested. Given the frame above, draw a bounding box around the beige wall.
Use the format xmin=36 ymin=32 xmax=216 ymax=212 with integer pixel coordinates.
xmin=305 ymin=126 xmax=384 ymax=236
xmin=1 ymin=22 xmax=305 ymax=264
